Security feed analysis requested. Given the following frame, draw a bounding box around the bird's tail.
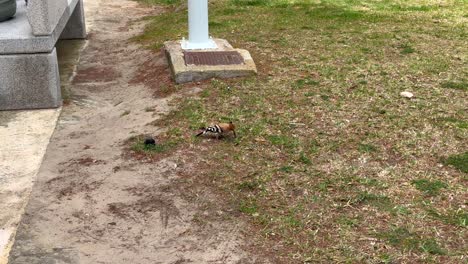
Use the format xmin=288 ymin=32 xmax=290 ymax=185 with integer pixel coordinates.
xmin=195 ymin=130 xmax=205 ymax=137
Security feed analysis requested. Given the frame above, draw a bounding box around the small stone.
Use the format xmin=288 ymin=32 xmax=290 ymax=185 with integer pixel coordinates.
xmin=144 ymin=137 xmax=156 ymax=146
xmin=400 ymin=91 xmax=414 ymax=98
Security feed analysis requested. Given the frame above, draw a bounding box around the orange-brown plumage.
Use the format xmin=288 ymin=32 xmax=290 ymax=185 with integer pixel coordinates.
xmin=218 ymin=122 xmax=235 ymax=132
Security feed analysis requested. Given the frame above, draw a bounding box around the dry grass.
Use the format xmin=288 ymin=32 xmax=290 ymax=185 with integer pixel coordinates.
xmin=134 ymin=0 xmax=467 ymax=262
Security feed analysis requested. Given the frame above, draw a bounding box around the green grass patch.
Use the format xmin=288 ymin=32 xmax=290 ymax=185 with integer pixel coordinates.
xmin=279 ymin=165 xmax=293 ymax=173
xmin=132 ymin=11 xmax=185 ymax=49
xmin=419 ymin=240 xmax=448 ymax=255
xmin=399 ymin=43 xmax=416 ymax=54
xmin=436 ymin=116 xmax=468 ymax=129
xmin=411 ymin=179 xmax=447 ymax=196
xmin=238 ymin=180 xmax=261 ymax=191
xmin=426 ymin=207 xmax=468 ymax=227
xmin=444 ymin=152 xmax=468 ymax=173
xmin=134 ymin=0 xmax=181 ymax=6
xmin=283 ymin=213 xmax=302 ymax=228
xmin=268 ymin=134 xmax=299 ymax=151
xmin=231 ymin=0 xmax=271 ymax=7
xmin=305 ymin=6 xmax=366 ymax=21
xmin=293 ymin=78 xmax=320 ymax=89
xmin=440 ymin=80 xmax=467 ymax=91
xmin=390 ymin=5 xmax=437 ymax=12
xmin=298 ymin=152 xmax=312 ymax=165
xmin=352 ymin=192 xmax=394 ymax=211
xmin=130 ymin=136 xmax=179 ymax=154
xmin=337 ymin=216 xmax=360 ymax=227
xmin=377 ymin=227 xmax=446 ymax=255
xmin=176 ymin=99 xmax=207 ymax=130
xmin=239 ymin=199 xmax=258 ymax=215
xmin=358 ymin=143 xmax=378 ymax=153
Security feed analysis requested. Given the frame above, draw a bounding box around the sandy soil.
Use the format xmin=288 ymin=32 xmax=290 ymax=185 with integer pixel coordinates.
xmin=7 ymin=0 xmax=265 ymax=263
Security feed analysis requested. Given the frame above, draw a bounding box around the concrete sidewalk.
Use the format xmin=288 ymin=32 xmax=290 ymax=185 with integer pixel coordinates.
xmin=0 ymin=109 xmax=61 ymax=264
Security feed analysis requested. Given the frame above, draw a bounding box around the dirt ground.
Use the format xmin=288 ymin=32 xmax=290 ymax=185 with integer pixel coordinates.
xmin=8 ymin=0 xmax=267 ymax=263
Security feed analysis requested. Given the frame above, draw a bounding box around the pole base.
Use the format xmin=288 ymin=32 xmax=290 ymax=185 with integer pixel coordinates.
xmin=181 ymin=38 xmax=217 ymax=50
xmin=165 ymin=38 xmax=257 ymax=84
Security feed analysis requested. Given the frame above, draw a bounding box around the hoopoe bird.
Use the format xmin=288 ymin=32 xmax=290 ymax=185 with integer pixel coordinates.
xmin=196 ymin=121 xmax=236 ymax=139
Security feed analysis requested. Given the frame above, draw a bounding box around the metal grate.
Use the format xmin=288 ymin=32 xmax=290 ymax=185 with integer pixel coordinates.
xmin=184 ymin=51 xmax=244 ymax=66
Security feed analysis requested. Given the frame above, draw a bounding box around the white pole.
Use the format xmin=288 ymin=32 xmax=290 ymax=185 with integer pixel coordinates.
xmin=182 ymin=0 xmax=217 ymax=50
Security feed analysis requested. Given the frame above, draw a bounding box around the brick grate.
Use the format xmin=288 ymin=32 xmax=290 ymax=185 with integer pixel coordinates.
xmin=184 ymin=51 xmax=244 ymax=66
